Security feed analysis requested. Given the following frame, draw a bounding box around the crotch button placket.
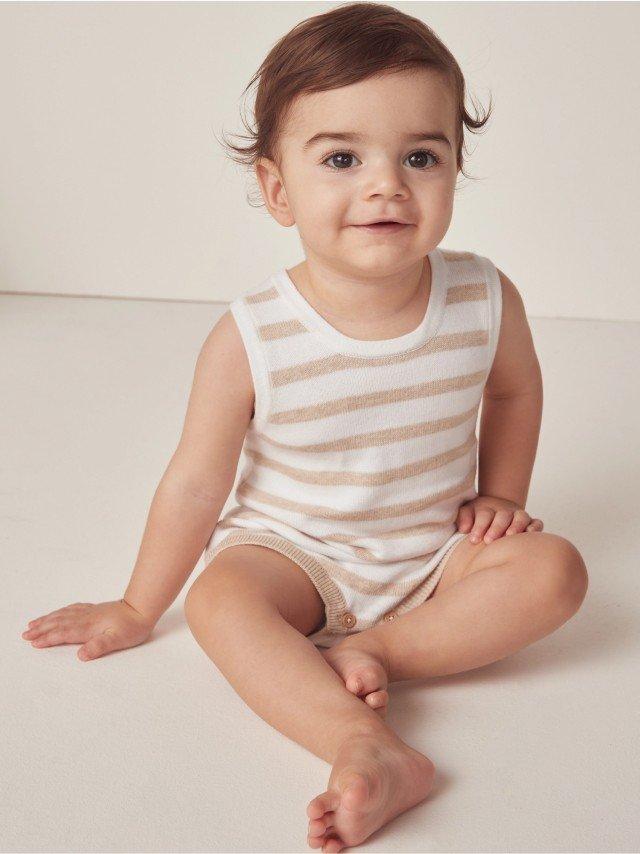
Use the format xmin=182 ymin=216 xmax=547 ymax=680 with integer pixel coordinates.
xmin=341 ymin=612 xmax=357 ymax=629
xmin=383 ymin=610 xmax=398 ymax=622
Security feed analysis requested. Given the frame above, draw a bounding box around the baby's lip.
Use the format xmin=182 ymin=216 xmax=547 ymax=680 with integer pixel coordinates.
xmin=353 ymin=221 xmax=413 ymax=226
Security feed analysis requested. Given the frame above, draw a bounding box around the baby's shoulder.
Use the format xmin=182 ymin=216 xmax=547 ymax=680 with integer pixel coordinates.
xmin=439 ymin=247 xmax=506 ymax=308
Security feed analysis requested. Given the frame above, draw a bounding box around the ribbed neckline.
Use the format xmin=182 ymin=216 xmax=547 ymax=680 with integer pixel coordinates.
xmin=272 ymin=248 xmax=447 ymax=356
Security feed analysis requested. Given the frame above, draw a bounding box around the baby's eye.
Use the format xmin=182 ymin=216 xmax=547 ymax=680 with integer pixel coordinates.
xmin=321 ymin=148 xmax=441 ymax=171
xmin=323 ymin=150 xmax=359 ymax=170
xmin=406 ymin=150 xmax=440 ymax=169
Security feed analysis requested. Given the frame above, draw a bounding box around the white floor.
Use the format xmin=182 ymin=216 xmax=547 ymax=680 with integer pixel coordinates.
xmin=2 ymin=292 xmax=639 ymax=853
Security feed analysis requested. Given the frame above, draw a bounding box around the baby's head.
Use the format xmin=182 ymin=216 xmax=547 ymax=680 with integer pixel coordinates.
xmin=221 ymin=2 xmax=491 ymax=275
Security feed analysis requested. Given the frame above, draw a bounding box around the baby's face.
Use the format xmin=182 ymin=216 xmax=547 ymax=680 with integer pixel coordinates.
xmin=257 ymin=67 xmax=458 ymax=275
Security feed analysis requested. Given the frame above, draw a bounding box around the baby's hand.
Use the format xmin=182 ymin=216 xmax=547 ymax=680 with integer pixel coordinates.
xmin=456 ymin=495 xmax=543 ymax=544
xmin=21 ymin=599 xmax=154 ymax=661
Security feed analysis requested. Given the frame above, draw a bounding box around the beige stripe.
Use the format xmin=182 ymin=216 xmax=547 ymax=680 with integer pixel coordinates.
xmin=259 ymin=318 xmax=307 ymax=341
xmin=212 ymin=516 xmax=380 ymax=564
xmin=441 ymin=249 xmax=474 ymax=261
xmin=256 ymin=405 xmax=478 ymax=453
xmin=215 ymin=508 xmax=463 ymax=563
xmin=446 ymin=282 xmax=487 ymax=303
xmin=243 ymin=430 xmax=475 ymax=486
xmin=217 ymin=507 xmax=456 ymax=542
xmin=271 ymin=329 xmax=488 ymax=386
xmin=236 ymin=465 xmax=476 ymax=523
xmin=322 ymin=514 xmax=457 ymax=543
xmin=270 ymin=369 xmax=486 ymax=425
xmin=245 ymin=286 xmax=279 ymax=304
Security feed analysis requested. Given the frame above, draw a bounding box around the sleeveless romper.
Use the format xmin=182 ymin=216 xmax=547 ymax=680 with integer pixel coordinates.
xmin=203 ymin=247 xmax=503 ymax=648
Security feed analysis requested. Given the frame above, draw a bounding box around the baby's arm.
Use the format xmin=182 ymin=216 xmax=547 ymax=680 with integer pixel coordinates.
xmin=21 ymin=310 xmax=255 ymax=660
xmin=477 ymin=268 xmax=543 ymax=507
xmin=457 ymin=268 xmax=545 ymax=545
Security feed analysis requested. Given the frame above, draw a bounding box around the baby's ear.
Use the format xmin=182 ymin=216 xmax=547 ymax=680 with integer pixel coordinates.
xmin=254 ymin=157 xmax=295 ymax=227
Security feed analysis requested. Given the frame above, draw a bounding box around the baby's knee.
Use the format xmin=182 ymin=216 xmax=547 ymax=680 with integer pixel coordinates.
xmin=536 ymin=533 xmax=589 ymax=611
xmin=184 ymin=561 xmax=239 ymax=627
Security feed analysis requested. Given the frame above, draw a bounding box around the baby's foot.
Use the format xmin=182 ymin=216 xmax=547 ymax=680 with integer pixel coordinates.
xmin=320 ymin=636 xmax=390 ymax=718
xmin=306 ymin=730 xmax=435 ymax=852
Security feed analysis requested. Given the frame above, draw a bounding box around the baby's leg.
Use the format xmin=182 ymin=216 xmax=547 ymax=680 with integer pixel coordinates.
xmin=184 ymin=544 xmax=435 ymax=852
xmin=325 ymin=531 xmax=588 ymax=689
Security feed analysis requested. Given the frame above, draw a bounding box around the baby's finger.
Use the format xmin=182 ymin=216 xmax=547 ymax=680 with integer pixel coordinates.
xmin=482 ymin=510 xmax=514 ymax=543
xmin=527 ymin=518 xmax=544 ymax=532
xmin=22 ymin=615 xmax=78 ymax=639
xmin=25 ymin=607 xmax=73 ymax=628
xmin=23 ymin=618 xmax=62 ymax=639
xmin=78 ymin=628 xmax=120 ymax=662
xmin=468 ymin=509 xmax=494 ymax=543
xmin=22 ymin=627 xmax=45 ymax=640
xmin=29 ymin=624 xmax=90 ymax=647
xmin=25 ymin=603 xmax=88 ymax=629
xmin=456 ymin=504 xmax=475 ymax=533
xmin=505 ymin=510 xmax=533 ymax=536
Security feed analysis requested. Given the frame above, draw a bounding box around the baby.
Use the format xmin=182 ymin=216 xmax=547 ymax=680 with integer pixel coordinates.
xmin=21 ymin=3 xmax=589 ymax=852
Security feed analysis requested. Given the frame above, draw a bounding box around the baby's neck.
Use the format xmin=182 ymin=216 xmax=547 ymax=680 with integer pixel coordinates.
xmin=285 ymin=257 xmax=431 ymax=340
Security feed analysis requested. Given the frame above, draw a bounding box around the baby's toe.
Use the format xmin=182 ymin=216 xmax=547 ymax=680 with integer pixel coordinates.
xmin=308 ymin=815 xmax=334 ymax=838
xmin=364 ymin=689 xmax=388 ymax=710
xmin=321 ymin=835 xmax=345 ymax=853
xmin=345 ymin=664 xmax=385 ymax=697
xmin=307 ymin=791 xmax=340 ymax=820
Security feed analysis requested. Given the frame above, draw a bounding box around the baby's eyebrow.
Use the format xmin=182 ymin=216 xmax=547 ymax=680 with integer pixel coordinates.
xmin=303 ymin=130 xmax=452 ymax=150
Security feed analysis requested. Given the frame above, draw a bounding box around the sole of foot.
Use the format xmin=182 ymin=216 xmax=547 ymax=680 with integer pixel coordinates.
xmin=306 ymin=731 xmax=435 ymax=852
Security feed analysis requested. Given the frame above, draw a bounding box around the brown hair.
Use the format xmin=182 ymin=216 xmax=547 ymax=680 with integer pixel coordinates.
xmin=217 ymin=2 xmax=492 ymax=206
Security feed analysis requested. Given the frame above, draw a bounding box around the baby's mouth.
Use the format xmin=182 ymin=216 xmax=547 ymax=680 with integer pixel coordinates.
xmin=354 ymin=222 xmax=411 ymax=232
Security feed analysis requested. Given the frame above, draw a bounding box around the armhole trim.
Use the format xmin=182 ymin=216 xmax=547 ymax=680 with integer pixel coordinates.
xmin=477 ymin=254 xmax=503 ymax=375
xmin=228 ymin=298 xmax=272 ymax=429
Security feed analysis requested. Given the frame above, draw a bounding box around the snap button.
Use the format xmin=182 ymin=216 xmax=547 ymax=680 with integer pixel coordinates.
xmin=341 ymin=612 xmax=357 ymax=628
xmin=383 ymin=610 xmax=397 ymax=622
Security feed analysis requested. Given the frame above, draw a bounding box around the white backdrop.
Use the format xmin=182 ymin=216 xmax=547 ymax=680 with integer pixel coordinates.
xmin=1 ymin=1 xmax=638 ymax=321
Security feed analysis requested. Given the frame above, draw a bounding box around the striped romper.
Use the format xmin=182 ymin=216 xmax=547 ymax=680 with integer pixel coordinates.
xmin=204 ymin=247 xmax=503 ymax=648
